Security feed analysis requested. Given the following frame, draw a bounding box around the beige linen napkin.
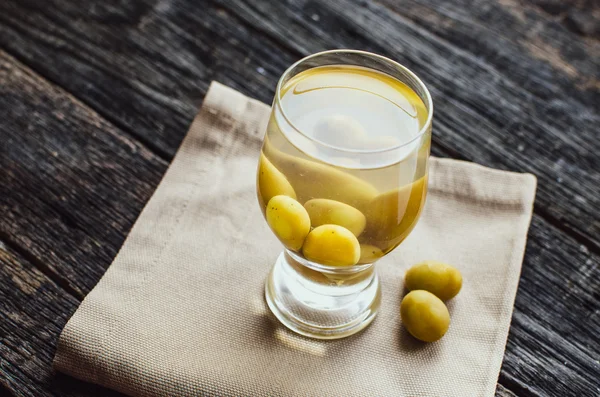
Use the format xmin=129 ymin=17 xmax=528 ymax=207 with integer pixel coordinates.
xmin=54 ymin=81 xmax=537 ymax=397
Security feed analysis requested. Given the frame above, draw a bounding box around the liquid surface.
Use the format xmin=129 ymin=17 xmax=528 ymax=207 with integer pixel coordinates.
xmin=278 ymin=66 xmax=428 ymax=168
xmin=258 ymin=65 xmax=431 ymax=268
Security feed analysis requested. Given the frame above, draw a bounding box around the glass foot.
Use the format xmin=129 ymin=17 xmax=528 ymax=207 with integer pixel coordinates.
xmin=265 ymin=250 xmax=381 ymax=340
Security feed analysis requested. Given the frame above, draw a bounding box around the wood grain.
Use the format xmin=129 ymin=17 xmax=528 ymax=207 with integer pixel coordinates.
xmin=0 ymin=0 xmax=598 ymax=396
xmin=496 ymin=384 xmax=518 ymax=397
xmin=505 ymin=216 xmax=600 ymax=396
xmin=0 ymin=49 xmax=167 ymax=297
xmin=0 ymin=241 xmax=125 ymax=397
xmin=0 ymin=0 xmax=296 ymax=157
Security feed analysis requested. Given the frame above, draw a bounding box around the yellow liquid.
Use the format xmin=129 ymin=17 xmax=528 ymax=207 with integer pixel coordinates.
xmin=258 ymin=65 xmax=430 ymax=262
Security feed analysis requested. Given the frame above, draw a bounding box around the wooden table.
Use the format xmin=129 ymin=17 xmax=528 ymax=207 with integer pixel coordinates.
xmin=1 ymin=0 xmax=598 ymax=396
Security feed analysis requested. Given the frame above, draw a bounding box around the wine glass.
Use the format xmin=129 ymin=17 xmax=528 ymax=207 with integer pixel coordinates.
xmin=257 ymin=50 xmax=432 ymax=339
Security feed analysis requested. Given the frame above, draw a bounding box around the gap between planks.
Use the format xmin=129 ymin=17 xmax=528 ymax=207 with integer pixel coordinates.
xmin=0 ymin=232 xmax=83 ymax=301
xmin=0 ymin=43 xmax=173 ymax=163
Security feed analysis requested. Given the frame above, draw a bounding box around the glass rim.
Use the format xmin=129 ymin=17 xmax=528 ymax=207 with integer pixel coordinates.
xmin=274 ymin=49 xmax=434 ymax=154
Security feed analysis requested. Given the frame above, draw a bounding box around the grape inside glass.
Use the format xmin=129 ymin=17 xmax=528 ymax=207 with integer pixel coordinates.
xmin=257 ymin=50 xmax=433 ymax=339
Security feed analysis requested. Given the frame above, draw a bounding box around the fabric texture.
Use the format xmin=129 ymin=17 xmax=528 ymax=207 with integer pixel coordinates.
xmin=54 ymin=81 xmax=537 ymax=397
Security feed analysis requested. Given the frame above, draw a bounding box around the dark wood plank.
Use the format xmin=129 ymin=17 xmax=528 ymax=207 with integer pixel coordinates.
xmin=0 ymin=49 xmax=167 ymax=297
xmin=0 ymin=240 xmax=125 ymax=397
xmin=0 ymin=0 xmax=297 ymax=158
xmin=374 ymin=0 xmax=599 ymax=105
xmin=0 ymin=0 xmax=597 ymax=253
xmin=0 ymin=50 xmax=136 ymax=397
xmin=505 ymin=216 xmax=600 ymax=397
